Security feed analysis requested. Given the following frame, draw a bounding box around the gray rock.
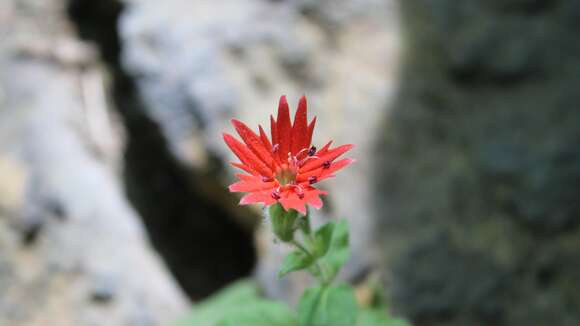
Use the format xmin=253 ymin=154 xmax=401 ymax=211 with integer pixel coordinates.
xmin=0 ymin=0 xmax=188 ymax=324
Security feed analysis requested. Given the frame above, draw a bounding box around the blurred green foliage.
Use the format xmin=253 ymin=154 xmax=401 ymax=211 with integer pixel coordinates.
xmin=175 ymin=279 xmax=412 ymax=326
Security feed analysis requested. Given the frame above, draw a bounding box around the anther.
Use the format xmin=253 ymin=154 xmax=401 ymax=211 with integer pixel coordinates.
xmin=308 ymin=146 xmax=316 ymax=156
xmin=297 ymin=192 xmax=305 ymax=199
xmin=272 ymin=144 xmax=280 ymax=153
xmin=308 ymin=176 xmax=318 ymax=184
xmin=271 ymin=190 xmax=281 ymax=200
xmin=262 ymin=176 xmax=273 ymax=182
xmin=322 ymin=161 xmax=331 ymax=169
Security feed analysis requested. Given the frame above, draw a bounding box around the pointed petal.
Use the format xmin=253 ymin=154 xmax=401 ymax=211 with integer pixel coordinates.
xmin=318 ymin=158 xmax=355 ymax=181
xmin=234 ymin=173 xmax=260 ymax=181
xmin=304 ymin=190 xmax=324 ymax=209
xmin=270 ymin=115 xmax=278 ymax=147
xmin=276 ymin=95 xmax=292 ymax=161
xmin=316 ymin=140 xmax=332 ymax=156
xmin=259 ymin=124 xmax=279 ymax=165
xmin=232 ymin=119 xmax=274 ymax=168
xmin=229 ymin=180 xmax=275 ymax=192
xmin=230 ymin=162 xmax=258 ymax=175
xmin=291 ymin=95 xmax=308 ymax=154
xmin=300 ymin=144 xmax=354 ymax=172
xmin=240 ymin=192 xmax=276 ymax=205
xmin=223 ymin=133 xmax=272 ymax=176
xmin=259 ymin=125 xmax=273 ymax=150
xmin=279 ymin=193 xmax=306 ymax=214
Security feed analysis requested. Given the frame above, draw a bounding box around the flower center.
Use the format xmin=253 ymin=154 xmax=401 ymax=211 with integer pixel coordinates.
xmin=275 ymin=164 xmax=297 ymax=186
xmin=271 ymin=145 xmax=318 ymax=187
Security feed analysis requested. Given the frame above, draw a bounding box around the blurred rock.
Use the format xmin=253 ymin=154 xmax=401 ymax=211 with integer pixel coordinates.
xmin=68 ymin=0 xmax=258 ymax=299
xmin=376 ymin=1 xmax=580 ymax=325
xmin=0 ymin=0 xmax=187 ymax=324
xmin=0 ymin=157 xmax=26 ymax=218
xmin=119 ymin=0 xmax=401 ymax=302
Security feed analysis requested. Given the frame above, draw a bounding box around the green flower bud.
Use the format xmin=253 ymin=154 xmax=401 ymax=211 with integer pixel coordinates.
xmin=269 ymin=203 xmax=299 ymax=242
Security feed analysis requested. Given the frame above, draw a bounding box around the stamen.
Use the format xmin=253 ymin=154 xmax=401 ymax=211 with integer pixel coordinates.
xmin=308 ymin=176 xmax=317 ymax=184
xmin=272 ymin=144 xmax=280 ymax=153
xmin=262 ymin=176 xmax=273 ymax=182
xmin=289 ymin=184 xmax=305 ymax=199
xmin=323 ymin=161 xmax=331 ymax=169
xmin=297 ymin=155 xmax=319 ymax=167
xmin=308 ymin=146 xmax=316 ymax=156
xmin=271 ymin=189 xmax=281 ymax=200
xmin=296 ymin=148 xmax=310 ymax=156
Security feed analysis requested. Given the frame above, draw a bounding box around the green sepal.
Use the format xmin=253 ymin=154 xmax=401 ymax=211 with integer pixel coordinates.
xmin=269 ymin=203 xmax=299 ymax=242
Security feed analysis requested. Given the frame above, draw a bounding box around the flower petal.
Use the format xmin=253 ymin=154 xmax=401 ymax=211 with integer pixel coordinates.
xmin=229 ymin=181 xmax=275 ymax=192
xmin=304 ymin=191 xmax=323 ymax=209
xmin=240 ymin=192 xmax=276 ymax=205
xmin=270 ymin=115 xmax=278 ymax=147
xmin=318 ymin=158 xmax=355 ymax=181
xmin=300 ymin=144 xmax=354 ymax=172
xmin=276 ymin=95 xmax=292 ymax=161
xmin=316 ymin=140 xmax=332 ymax=156
xmin=259 ymin=125 xmax=273 ymax=150
xmin=259 ymin=124 xmax=279 ymax=165
xmin=279 ymin=192 xmax=306 ymax=214
xmin=230 ymin=162 xmax=258 ymax=175
xmin=291 ymin=95 xmax=308 ymax=154
xmin=224 ymin=133 xmax=272 ymax=176
xmin=232 ymin=119 xmax=275 ymax=168
xmin=234 ymin=173 xmax=259 ymax=181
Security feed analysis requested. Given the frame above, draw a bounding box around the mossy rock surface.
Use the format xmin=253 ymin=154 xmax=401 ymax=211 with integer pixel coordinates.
xmin=375 ymin=1 xmax=580 ymax=325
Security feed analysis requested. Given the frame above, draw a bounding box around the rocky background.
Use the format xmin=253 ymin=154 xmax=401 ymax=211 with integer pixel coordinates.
xmin=376 ymin=1 xmax=580 ymax=325
xmin=3 ymin=0 xmax=579 ymax=325
xmin=0 ymin=0 xmax=399 ymax=324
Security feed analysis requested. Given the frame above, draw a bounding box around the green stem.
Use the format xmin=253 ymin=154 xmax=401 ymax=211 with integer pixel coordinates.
xmin=291 ymin=239 xmax=310 ymax=256
xmin=299 ymin=209 xmax=312 ymax=234
xmin=291 ymin=212 xmax=334 ymax=285
xmin=291 ymin=239 xmax=328 ymax=285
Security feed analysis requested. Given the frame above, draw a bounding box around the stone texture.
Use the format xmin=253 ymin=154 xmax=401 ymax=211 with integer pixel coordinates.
xmin=118 ymin=0 xmax=401 ymax=303
xmin=0 ymin=0 xmax=187 ymax=324
xmin=1 ymin=0 xmax=403 ymax=320
xmin=375 ymin=1 xmax=580 ymax=325
xmin=68 ymin=0 xmax=258 ymax=299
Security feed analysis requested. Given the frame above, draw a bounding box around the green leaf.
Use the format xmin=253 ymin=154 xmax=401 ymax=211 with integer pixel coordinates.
xmin=279 ymin=250 xmax=314 ymax=277
xmin=312 ymin=222 xmax=334 ymax=258
xmin=176 ymin=280 xmax=297 ymax=326
xmin=318 ymin=220 xmax=350 ymax=281
xmin=298 ymin=284 xmax=358 ymax=326
xmin=357 ymin=308 xmax=412 ymax=326
xmin=215 ymin=300 xmax=298 ymax=326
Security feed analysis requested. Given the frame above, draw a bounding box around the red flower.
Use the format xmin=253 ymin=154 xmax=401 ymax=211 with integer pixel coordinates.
xmin=223 ymin=95 xmax=354 ymax=214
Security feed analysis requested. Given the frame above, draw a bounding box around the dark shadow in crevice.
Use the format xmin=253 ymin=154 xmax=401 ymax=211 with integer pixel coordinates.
xmin=67 ymin=0 xmax=256 ymax=300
